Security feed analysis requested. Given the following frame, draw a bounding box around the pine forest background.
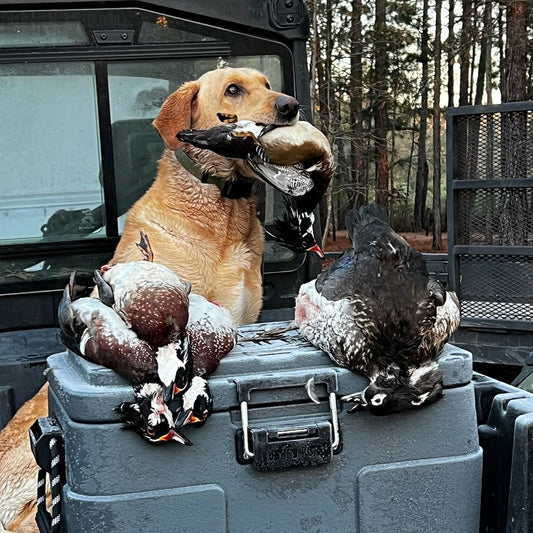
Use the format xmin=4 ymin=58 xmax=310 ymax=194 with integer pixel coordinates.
xmin=307 ymin=0 xmax=532 ymax=251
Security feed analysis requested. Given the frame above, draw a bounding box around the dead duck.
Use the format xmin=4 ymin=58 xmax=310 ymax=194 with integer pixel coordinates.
xmin=59 ymin=272 xmax=192 ymax=401
xmin=177 ymin=119 xmax=333 ymax=257
xmin=296 ymin=205 xmax=460 ymax=415
xmin=94 ymin=260 xmax=192 ymax=348
xmin=116 ymin=383 xmax=192 ymax=445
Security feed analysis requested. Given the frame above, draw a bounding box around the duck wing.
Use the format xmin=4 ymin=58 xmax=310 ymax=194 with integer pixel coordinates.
xmin=418 ymin=290 xmax=461 ymax=360
xmin=186 ymin=294 xmax=237 ymax=376
xmin=61 ymin=295 xmax=159 ymax=383
xmin=100 ymin=261 xmax=190 ymax=347
xmin=295 ymin=280 xmax=370 ymax=373
xmin=177 ymin=121 xmax=260 ymax=159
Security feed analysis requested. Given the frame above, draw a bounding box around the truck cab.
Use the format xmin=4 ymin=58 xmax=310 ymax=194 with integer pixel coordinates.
xmin=0 ymin=0 xmax=319 ymax=424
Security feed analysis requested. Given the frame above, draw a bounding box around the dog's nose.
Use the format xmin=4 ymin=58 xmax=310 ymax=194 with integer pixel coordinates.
xmin=275 ymin=96 xmax=300 ymax=121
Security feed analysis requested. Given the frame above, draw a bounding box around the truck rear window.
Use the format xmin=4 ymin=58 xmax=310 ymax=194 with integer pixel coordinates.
xmin=0 ymin=7 xmax=300 ymax=296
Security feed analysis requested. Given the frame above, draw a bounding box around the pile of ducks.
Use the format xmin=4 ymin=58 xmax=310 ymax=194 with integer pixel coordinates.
xmin=59 ymin=233 xmax=237 ymax=445
xmin=59 ymin=111 xmax=461 ymax=443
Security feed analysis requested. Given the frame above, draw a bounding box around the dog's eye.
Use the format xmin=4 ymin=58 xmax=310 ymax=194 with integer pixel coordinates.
xmin=146 ymin=426 xmax=156 ymax=436
xmin=265 ymin=81 xmax=271 ymax=90
xmin=225 ymin=83 xmax=242 ymax=97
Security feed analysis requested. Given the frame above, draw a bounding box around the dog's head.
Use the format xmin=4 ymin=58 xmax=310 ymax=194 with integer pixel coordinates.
xmin=153 ymin=67 xmax=300 ymax=151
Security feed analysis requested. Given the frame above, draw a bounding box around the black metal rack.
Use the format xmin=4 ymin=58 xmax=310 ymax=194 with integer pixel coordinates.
xmin=446 ymin=101 xmax=533 ymax=331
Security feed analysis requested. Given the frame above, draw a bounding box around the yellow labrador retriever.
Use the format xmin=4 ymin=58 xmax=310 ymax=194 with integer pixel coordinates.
xmin=1 ymin=67 xmax=300 ymax=532
xmin=111 ymin=67 xmax=301 ymax=325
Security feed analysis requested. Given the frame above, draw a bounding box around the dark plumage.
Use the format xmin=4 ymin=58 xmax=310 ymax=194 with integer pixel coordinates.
xmin=296 ymin=205 xmax=460 ymax=414
xmin=177 ymin=120 xmax=333 ymax=257
xmin=116 ymin=383 xmax=192 ymax=445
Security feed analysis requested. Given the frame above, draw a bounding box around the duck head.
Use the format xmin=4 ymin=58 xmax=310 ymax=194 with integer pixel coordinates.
xmin=341 ymin=362 xmax=443 ymax=415
xmin=116 ymin=383 xmax=192 ymax=445
xmin=155 ymin=340 xmax=193 ymax=401
xmin=170 ymin=376 xmax=213 ymax=428
xmin=269 ymin=202 xmax=324 ymax=258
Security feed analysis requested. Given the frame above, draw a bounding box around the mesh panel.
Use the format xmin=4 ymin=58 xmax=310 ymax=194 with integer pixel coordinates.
xmin=455 ymin=187 xmax=533 ymax=245
xmin=459 ymin=254 xmax=533 ymax=321
xmin=454 ymin=110 xmax=533 ymax=180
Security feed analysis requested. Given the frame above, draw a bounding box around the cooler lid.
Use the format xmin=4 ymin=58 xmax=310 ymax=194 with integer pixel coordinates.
xmin=46 ymin=321 xmax=472 ymax=423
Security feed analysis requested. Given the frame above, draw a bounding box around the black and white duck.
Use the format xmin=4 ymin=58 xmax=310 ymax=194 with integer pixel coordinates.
xmin=115 ymin=383 xmax=192 ymax=445
xmin=296 ymin=205 xmax=460 ymax=415
xmin=177 ymin=118 xmax=333 ymax=257
xmin=169 ymin=376 xmax=213 ymax=428
xmin=116 ymin=376 xmax=213 ymax=445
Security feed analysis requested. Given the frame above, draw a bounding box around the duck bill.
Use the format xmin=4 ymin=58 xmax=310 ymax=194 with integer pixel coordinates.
xmin=307 ymin=244 xmax=325 ymax=259
xmin=93 ymin=269 xmax=115 ymax=306
xmin=159 ymin=429 xmax=193 ymax=446
xmin=161 ymin=384 xmax=174 ymax=402
xmin=174 ymin=408 xmax=193 ymax=428
xmin=341 ymin=391 xmax=368 ymax=413
xmin=162 ymin=383 xmax=184 ymax=402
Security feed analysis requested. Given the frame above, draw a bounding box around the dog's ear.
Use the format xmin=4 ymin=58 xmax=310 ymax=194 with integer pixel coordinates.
xmin=153 ymin=81 xmax=200 ymax=150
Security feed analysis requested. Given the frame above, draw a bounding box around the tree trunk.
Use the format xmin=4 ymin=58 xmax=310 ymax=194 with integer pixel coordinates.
xmin=484 ymin=0 xmax=493 ymax=104
xmin=447 ymin=0 xmax=455 ymax=108
xmin=459 ymin=0 xmax=472 ymax=106
xmin=474 ymin=0 xmax=491 ymax=105
xmin=433 ymin=0 xmax=443 ymax=250
xmin=350 ymin=0 xmax=365 ymax=209
xmin=502 ymin=0 xmax=528 ymax=102
xmin=414 ymin=0 xmax=429 ymax=231
xmin=498 ymin=4 xmax=505 ymax=99
xmin=374 ymin=0 xmax=389 ymax=207
xmin=500 ymin=0 xmax=529 ymax=245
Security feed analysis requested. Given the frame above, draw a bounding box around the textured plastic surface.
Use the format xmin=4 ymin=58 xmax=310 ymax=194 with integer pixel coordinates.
xmin=474 ymin=375 xmax=533 ymax=533
xmin=0 ymin=328 xmax=57 ymax=430
xmin=46 ymin=321 xmax=482 ymax=533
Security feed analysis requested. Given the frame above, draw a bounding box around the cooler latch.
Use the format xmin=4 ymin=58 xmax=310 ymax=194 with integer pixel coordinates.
xmin=234 ymin=371 xmax=341 ymax=471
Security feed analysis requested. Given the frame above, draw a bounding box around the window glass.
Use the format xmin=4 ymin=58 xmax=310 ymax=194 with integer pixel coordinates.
xmin=107 ymin=56 xmax=289 ymax=249
xmin=0 ymin=252 xmax=112 ymax=290
xmin=0 ymin=8 xmax=300 ymax=293
xmin=0 ymin=62 xmax=104 ymax=244
xmin=139 ymin=19 xmax=217 ymax=44
xmin=0 ymin=21 xmax=89 ymax=47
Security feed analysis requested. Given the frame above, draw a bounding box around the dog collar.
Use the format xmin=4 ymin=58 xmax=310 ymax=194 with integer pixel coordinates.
xmin=175 ymin=149 xmax=257 ymax=199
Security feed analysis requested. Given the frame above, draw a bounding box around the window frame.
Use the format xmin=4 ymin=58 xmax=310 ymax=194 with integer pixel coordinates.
xmin=0 ymin=7 xmax=307 ymax=296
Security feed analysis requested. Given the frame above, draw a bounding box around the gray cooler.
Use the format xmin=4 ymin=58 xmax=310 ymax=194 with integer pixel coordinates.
xmin=39 ymin=321 xmax=482 ymax=533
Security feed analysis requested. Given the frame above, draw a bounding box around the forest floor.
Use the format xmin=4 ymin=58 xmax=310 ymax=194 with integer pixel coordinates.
xmin=323 ymin=230 xmax=448 ymax=254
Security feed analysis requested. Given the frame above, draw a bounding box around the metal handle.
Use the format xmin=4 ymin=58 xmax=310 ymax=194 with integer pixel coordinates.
xmin=234 ymin=369 xmax=338 ymax=402
xmin=236 ymin=370 xmax=341 ymax=458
